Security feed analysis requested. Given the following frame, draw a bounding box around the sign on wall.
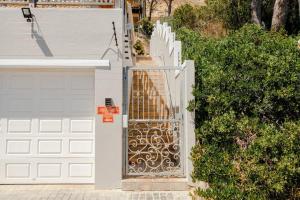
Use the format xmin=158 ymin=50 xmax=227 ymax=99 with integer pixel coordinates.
xmin=97 ymin=106 xmax=120 ymax=123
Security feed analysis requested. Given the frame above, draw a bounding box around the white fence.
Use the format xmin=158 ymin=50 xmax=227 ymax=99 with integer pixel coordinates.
xmin=150 ymin=20 xmax=196 ymax=184
xmin=150 ymin=21 xmax=182 ymax=68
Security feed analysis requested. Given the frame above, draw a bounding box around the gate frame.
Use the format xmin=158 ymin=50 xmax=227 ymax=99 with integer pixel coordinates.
xmin=123 ymin=65 xmax=188 ymax=178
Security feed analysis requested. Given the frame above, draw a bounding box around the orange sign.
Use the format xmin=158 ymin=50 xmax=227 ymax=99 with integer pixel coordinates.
xmin=97 ymin=106 xmax=120 ymax=115
xmin=97 ymin=106 xmax=120 ymax=123
xmin=109 ymin=106 xmax=120 ymax=114
xmin=97 ymin=107 xmax=107 ymax=115
xmin=103 ymin=114 xmax=114 ymax=123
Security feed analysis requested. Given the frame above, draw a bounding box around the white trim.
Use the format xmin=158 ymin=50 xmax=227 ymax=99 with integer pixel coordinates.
xmin=0 ymin=59 xmax=110 ymax=69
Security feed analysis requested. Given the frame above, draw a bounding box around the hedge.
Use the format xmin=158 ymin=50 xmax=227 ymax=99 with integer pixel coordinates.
xmin=176 ymin=25 xmax=300 ymax=199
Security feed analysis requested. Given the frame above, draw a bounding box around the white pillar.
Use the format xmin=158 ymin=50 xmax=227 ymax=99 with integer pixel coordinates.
xmin=94 ymin=66 xmax=123 ymax=189
xmin=183 ymin=60 xmax=195 ymax=185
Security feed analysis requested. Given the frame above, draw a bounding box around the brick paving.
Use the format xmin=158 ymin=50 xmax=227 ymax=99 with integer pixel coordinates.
xmin=0 ymin=185 xmax=191 ymax=200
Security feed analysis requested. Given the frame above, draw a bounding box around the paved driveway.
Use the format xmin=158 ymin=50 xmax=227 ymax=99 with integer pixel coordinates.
xmin=0 ymin=185 xmax=191 ymax=200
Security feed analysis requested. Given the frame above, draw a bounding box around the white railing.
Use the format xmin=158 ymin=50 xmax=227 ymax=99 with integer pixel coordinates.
xmin=0 ymin=0 xmax=114 ymax=6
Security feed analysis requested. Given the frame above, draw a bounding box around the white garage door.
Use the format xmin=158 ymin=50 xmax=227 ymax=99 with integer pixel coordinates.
xmin=0 ymin=69 xmax=95 ymax=184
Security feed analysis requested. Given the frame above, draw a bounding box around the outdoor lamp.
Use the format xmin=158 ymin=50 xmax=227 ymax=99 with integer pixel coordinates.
xmin=21 ymin=8 xmax=33 ymax=22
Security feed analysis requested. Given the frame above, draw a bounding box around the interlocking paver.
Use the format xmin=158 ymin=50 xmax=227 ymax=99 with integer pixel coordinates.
xmin=0 ymin=185 xmax=191 ymax=200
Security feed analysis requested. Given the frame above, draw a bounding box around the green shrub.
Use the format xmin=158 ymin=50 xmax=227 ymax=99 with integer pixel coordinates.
xmin=139 ymin=18 xmax=154 ymax=38
xmin=172 ymin=1 xmax=252 ymax=32
xmin=172 ymin=4 xmax=197 ymax=31
xmin=172 ymin=1 xmax=300 ymax=35
xmin=177 ymin=25 xmax=300 ymax=199
xmin=133 ymin=40 xmax=145 ymax=55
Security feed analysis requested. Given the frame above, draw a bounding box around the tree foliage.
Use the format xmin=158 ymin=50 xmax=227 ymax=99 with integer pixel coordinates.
xmin=176 ymin=25 xmax=300 ymax=199
xmin=172 ymin=1 xmax=300 ymax=35
xmin=172 ymin=4 xmax=197 ymax=31
xmin=139 ymin=18 xmax=154 ymax=37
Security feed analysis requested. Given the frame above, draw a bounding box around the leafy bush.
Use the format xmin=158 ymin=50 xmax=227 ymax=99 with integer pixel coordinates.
xmin=133 ymin=40 xmax=145 ymax=55
xmin=172 ymin=1 xmax=300 ymax=35
xmin=172 ymin=4 xmax=197 ymax=31
xmin=139 ymin=18 xmax=154 ymax=38
xmin=172 ymin=1 xmax=251 ymax=32
xmin=177 ymin=25 xmax=300 ymax=199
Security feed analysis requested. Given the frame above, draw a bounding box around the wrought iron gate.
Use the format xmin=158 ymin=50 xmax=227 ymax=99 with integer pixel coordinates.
xmin=124 ymin=67 xmax=184 ymax=177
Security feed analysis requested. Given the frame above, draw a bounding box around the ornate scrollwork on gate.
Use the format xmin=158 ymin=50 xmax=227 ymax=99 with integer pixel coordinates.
xmin=127 ymin=121 xmax=182 ymax=176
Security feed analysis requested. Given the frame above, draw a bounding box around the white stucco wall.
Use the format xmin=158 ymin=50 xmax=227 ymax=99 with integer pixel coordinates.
xmin=0 ymin=8 xmax=124 ymax=189
xmin=0 ymin=8 xmax=123 ymax=61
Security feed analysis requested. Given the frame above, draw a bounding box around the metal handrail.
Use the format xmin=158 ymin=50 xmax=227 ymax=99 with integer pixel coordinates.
xmin=163 ymin=69 xmax=176 ymax=119
xmin=129 ymin=66 xmax=182 ymax=70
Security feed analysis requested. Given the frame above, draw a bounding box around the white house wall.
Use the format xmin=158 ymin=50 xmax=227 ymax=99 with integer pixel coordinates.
xmin=0 ymin=8 xmax=124 ymax=189
xmin=0 ymin=8 xmax=123 ymax=62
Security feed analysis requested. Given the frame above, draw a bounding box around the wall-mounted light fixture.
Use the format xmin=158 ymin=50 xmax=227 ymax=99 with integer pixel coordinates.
xmin=21 ymin=8 xmax=33 ymax=22
xmin=105 ymin=98 xmax=113 ymax=107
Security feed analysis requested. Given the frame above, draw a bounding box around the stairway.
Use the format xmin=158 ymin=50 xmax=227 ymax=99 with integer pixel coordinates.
xmin=128 ymin=70 xmax=171 ymax=120
xmin=126 ymin=59 xmax=182 ymax=177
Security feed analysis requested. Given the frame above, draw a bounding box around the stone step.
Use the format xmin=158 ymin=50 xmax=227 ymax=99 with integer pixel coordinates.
xmin=122 ymin=178 xmax=189 ymax=191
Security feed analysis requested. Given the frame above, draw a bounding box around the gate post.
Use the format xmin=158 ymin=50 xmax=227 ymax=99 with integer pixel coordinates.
xmin=183 ymin=60 xmax=195 ymax=185
xmin=95 ymin=67 xmax=123 ymax=189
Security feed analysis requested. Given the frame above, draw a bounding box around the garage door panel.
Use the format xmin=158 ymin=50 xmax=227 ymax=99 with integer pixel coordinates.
xmin=0 ymin=75 xmax=3 ymax=88
xmin=69 ymin=163 xmax=93 ymax=178
xmin=40 ymin=76 xmax=65 ymax=89
xmin=71 ymin=75 xmax=94 ymax=90
xmin=70 ymin=119 xmax=94 ymax=133
xmin=38 ymin=139 xmax=63 ymax=154
xmin=0 ymin=158 xmax=94 ymax=184
xmin=69 ymin=139 xmax=94 ymax=154
xmin=40 ymin=99 xmax=64 ymax=113
xmin=37 ymin=163 xmax=62 ymax=178
xmin=10 ymin=75 xmax=34 ymax=89
xmin=7 ymin=119 xmax=32 ymax=133
xmin=40 ymin=90 xmax=66 ymax=99
xmin=39 ymin=119 xmax=63 ymax=133
xmin=71 ymin=99 xmax=94 ymax=114
xmin=8 ymin=98 xmax=34 ymax=112
xmin=6 ymin=139 xmax=32 ymax=154
xmin=6 ymin=163 xmax=31 ymax=178
xmin=0 ymin=70 xmax=95 ymax=184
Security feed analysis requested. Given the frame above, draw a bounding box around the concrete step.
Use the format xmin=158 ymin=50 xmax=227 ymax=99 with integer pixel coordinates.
xmin=122 ymin=178 xmax=189 ymax=191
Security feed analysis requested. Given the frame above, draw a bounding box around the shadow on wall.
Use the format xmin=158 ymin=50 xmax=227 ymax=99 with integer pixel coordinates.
xmin=31 ymin=16 xmax=54 ymax=57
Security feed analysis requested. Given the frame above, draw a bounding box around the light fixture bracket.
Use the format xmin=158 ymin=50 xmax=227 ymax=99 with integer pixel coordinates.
xmin=21 ymin=8 xmax=33 ymax=22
